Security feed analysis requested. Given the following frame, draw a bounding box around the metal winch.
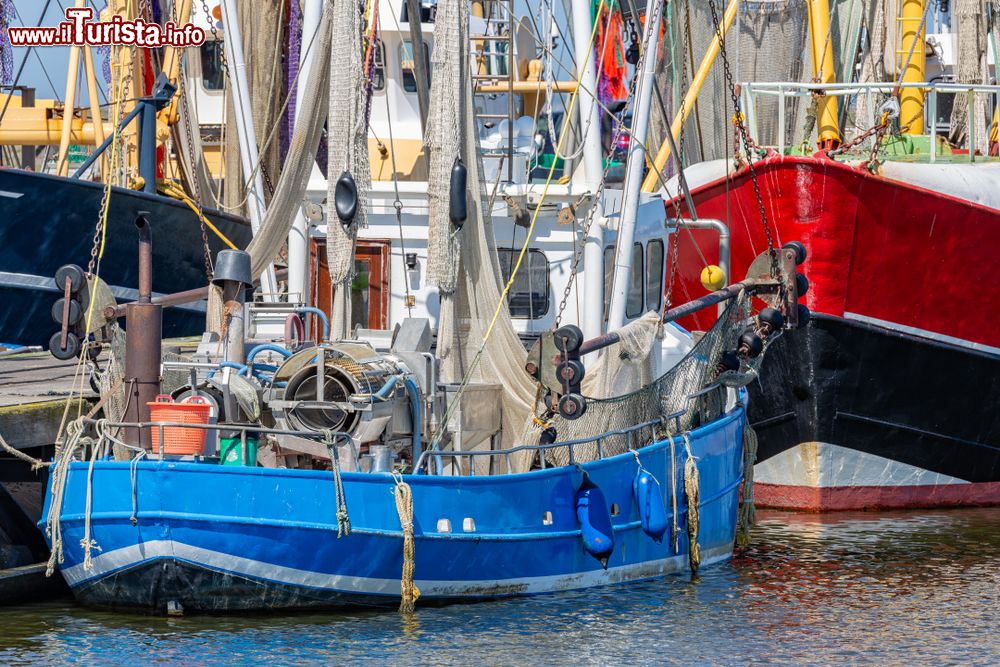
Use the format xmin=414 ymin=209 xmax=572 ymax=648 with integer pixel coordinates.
xmin=269 ymin=342 xmax=415 ymax=447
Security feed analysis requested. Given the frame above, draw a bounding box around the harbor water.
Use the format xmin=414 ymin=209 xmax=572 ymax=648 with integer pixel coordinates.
xmin=2 ymin=508 xmax=998 ymax=666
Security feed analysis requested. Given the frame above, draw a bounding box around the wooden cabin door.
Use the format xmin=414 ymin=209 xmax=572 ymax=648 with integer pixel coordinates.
xmin=311 ymin=239 xmax=391 ymax=335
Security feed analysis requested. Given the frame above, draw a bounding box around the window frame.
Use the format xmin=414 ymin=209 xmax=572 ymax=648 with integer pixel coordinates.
xmin=497 ymin=248 xmax=551 ymax=320
xmin=646 ymin=239 xmax=664 ymax=313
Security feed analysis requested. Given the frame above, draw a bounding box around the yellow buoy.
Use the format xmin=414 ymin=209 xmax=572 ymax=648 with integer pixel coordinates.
xmin=700 ymin=265 xmax=726 ymax=291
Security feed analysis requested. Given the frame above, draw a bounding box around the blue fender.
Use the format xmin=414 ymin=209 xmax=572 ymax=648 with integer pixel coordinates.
xmin=633 ymin=470 xmax=669 ymax=544
xmin=575 ymin=477 xmax=614 ymax=569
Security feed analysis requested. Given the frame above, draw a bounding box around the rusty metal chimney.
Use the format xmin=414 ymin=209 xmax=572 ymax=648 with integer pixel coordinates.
xmin=123 ymin=213 xmax=163 ymax=448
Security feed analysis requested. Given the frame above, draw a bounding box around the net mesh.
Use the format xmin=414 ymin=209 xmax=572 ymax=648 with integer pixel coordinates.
xmin=948 ymin=0 xmax=990 ymax=153
xmin=245 ymin=2 xmax=332 ymax=279
xmin=326 ymin=0 xmax=371 ymax=339
xmin=539 ymin=293 xmax=754 ymax=468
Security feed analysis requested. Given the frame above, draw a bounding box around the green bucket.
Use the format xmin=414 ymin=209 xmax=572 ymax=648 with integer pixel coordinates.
xmin=219 ymin=434 xmax=259 ymax=467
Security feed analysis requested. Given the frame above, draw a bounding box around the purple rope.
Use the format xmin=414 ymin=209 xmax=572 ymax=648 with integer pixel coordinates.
xmin=99 ymin=1 xmax=111 ymax=85
xmin=0 ymin=0 xmax=15 ymax=85
xmin=284 ymin=0 xmax=302 ymax=161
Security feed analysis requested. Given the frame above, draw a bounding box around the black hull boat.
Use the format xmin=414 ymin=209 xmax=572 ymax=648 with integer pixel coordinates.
xmin=0 ymin=169 xmax=252 ymax=346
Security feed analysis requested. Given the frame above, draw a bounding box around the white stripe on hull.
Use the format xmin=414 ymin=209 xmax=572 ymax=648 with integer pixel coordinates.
xmin=843 ymin=312 xmax=1000 ymax=357
xmin=62 ymin=539 xmax=732 ymax=597
xmin=755 ymin=441 xmax=968 ymax=488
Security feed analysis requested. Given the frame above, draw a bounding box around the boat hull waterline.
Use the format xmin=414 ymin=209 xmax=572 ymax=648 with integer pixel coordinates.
xmin=43 ymin=406 xmax=746 ymax=613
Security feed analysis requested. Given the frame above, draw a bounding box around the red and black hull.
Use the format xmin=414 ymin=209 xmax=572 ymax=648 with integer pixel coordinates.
xmin=668 ymin=155 xmax=1000 ymax=510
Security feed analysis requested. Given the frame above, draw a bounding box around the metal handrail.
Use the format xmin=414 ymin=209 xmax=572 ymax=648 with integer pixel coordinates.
xmin=738 ymin=80 xmax=1000 ymax=160
xmin=413 ymin=419 xmax=663 ymax=475
xmin=80 ymin=417 xmax=354 ymax=461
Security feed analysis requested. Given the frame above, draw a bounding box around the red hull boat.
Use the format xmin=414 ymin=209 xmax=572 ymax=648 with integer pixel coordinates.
xmin=667 ymin=154 xmax=1000 ymax=511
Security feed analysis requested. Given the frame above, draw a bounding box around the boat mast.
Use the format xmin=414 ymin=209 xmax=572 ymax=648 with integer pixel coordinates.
xmin=570 ymin=0 xmax=606 ymax=342
xmin=606 ymin=0 xmax=662 ymax=331
xmin=287 ymin=0 xmax=324 ymax=306
xmin=898 ymin=0 xmax=927 ymax=135
xmin=807 ymin=0 xmax=841 ymax=149
xmin=218 ymin=0 xmax=279 ymax=297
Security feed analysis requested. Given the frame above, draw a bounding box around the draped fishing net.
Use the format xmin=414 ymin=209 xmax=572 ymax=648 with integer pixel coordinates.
xmin=326 ymin=0 xmax=371 ymax=339
xmin=660 ymin=0 xmax=873 ymax=162
xmin=245 ymin=1 xmax=332 ymax=279
xmin=669 ymin=0 xmax=810 ymax=162
xmin=540 ymin=293 xmax=754 ymax=468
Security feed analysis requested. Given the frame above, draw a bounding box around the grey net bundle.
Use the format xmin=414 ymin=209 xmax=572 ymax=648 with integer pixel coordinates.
xmin=539 ymin=292 xmax=754 ymax=467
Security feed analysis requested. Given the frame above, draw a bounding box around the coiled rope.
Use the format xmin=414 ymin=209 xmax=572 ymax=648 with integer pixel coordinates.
xmin=736 ymin=423 xmax=759 ymax=547
xmin=392 ymin=471 xmax=418 ymax=613
xmin=682 ymin=434 xmax=700 ymax=573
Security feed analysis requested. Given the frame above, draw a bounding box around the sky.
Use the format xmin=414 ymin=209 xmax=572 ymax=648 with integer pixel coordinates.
xmin=5 ymin=0 xmax=111 ymax=106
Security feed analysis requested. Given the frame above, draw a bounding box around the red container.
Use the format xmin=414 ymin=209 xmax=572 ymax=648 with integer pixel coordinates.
xmin=148 ymin=395 xmax=212 ymax=455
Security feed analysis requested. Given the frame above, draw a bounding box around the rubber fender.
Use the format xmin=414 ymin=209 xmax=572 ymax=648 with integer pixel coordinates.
xmin=335 ymin=171 xmax=358 ymax=224
xmin=449 ymin=157 xmax=468 ymax=227
xmin=632 ymin=470 xmax=668 ymax=544
xmin=575 ymin=477 xmax=614 ymax=568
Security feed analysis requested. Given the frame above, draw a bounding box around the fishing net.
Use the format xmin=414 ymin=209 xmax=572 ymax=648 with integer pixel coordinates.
xmin=245 ymin=2 xmax=332 ymax=279
xmin=326 ymin=0 xmax=372 ymax=339
xmin=539 ymin=292 xmax=754 ymax=467
xmin=670 ymin=0 xmax=809 ymax=162
xmin=948 ymin=0 xmax=990 ymax=153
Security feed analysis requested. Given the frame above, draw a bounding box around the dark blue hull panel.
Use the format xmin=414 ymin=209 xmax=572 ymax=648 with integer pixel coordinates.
xmin=0 ymin=169 xmax=252 ymax=345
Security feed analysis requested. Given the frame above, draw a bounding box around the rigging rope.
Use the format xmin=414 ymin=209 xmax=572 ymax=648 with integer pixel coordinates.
xmin=736 ymin=421 xmax=758 ymax=547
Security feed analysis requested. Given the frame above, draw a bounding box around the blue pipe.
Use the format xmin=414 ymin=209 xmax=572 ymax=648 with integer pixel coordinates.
xmin=246 ymin=344 xmax=292 ymax=365
xmin=403 ymin=377 xmax=423 ymax=471
xmin=374 ymin=375 xmax=398 ymax=400
xmin=207 ymin=361 xmax=248 ymax=379
xmin=296 ymin=307 xmax=330 ymax=341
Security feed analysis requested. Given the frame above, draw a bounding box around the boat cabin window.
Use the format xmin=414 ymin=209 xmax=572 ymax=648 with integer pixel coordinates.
xmin=200 ymin=41 xmax=225 ymax=92
xmin=646 ymin=239 xmax=664 ymax=312
xmin=372 ymin=40 xmax=386 ymax=91
xmin=497 ymin=248 xmax=549 ymax=319
xmin=603 ymin=243 xmax=645 ymax=320
xmin=400 ymin=41 xmax=431 ymax=93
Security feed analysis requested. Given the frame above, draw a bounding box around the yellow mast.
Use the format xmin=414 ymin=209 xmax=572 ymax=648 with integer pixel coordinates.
xmin=641 ymin=0 xmax=739 ymax=193
xmin=806 ymin=0 xmax=840 ymax=148
xmin=56 ymin=0 xmax=87 ymax=176
xmin=898 ymin=0 xmax=927 ymax=135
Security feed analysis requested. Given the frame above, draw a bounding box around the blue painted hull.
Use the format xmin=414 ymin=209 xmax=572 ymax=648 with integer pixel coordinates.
xmin=41 ymin=406 xmax=746 ymax=613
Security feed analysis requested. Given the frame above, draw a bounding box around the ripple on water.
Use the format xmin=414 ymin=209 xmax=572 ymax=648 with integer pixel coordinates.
xmin=2 ymin=508 xmax=999 ymax=666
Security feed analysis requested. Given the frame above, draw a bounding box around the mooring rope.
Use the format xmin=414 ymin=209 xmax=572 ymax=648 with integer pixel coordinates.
xmin=325 ymin=431 xmax=351 ymax=538
xmin=682 ymin=434 xmax=700 ymax=573
xmin=81 ymin=436 xmax=104 ymax=570
xmin=44 ymin=419 xmax=87 ymax=577
xmin=392 ymin=471 xmax=418 ymax=613
xmin=669 ymin=435 xmax=679 ymax=553
xmin=0 ymin=431 xmax=52 ymax=470
xmin=736 ymin=423 xmax=759 ymax=547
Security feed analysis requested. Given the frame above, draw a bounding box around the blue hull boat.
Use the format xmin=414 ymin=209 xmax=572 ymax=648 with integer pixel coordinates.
xmin=42 ymin=404 xmax=746 ymax=613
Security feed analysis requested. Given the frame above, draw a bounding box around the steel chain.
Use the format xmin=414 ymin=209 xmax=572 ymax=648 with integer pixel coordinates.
xmin=707 ymin=0 xmax=778 ymax=274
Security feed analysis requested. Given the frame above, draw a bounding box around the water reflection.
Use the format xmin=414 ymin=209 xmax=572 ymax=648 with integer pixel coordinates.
xmin=2 ymin=509 xmax=998 ymax=666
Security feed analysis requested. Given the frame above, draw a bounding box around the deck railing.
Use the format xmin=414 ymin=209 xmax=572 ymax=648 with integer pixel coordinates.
xmin=739 ymin=80 xmax=1000 ymax=161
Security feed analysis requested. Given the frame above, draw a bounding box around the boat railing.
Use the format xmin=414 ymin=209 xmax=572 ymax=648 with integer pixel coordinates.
xmin=81 ymin=408 xmax=690 ymax=476
xmin=738 ymin=80 xmax=1000 ymax=161
xmin=413 ymin=418 xmax=669 ymax=476
xmin=80 ymin=417 xmax=355 ymax=463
